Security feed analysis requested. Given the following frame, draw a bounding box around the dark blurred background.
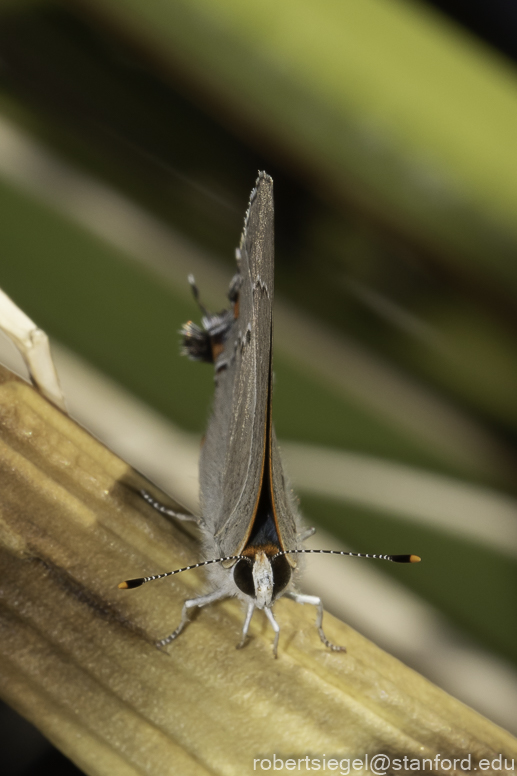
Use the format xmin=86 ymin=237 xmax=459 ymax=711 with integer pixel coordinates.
xmin=0 ymin=0 xmax=516 ymax=771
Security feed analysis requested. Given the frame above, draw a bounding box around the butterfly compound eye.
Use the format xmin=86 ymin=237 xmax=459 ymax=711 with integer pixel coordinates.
xmin=271 ymin=554 xmax=292 ymax=599
xmin=233 ymin=558 xmax=255 ymax=597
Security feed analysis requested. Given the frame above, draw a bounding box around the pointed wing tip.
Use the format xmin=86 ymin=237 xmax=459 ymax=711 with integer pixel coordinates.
xmin=256 ymin=170 xmax=273 ymax=186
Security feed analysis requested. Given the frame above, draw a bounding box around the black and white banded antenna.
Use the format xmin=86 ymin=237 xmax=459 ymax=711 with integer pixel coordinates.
xmin=118 ymin=550 xmax=421 ymax=590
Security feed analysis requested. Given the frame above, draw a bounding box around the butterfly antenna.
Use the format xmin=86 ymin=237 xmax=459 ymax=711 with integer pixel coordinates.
xmin=118 ymin=555 xmax=242 ymax=589
xmin=274 ymin=549 xmax=421 ymax=564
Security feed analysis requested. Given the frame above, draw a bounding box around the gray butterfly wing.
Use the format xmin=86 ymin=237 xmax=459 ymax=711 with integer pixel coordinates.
xmin=269 ymin=426 xmax=300 ymax=563
xmin=199 ymin=173 xmax=275 ymax=557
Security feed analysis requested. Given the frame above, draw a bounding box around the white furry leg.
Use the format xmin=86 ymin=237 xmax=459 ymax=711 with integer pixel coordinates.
xmin=264 ymin=607 xmax=280 ymax=658
xmin=286 ymin=592 xmax=346 ymax=652
xmin=236 ymin=602 xmax=255 ymax=650
xmin=157 ymin=589 xmax=228 ymax=648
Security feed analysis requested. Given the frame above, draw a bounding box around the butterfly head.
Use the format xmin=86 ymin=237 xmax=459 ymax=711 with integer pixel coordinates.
xmin=232 ymin=545 xmax=293 ymax=609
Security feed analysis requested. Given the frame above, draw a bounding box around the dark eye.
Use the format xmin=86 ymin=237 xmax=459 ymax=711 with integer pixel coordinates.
xmin=271 ymin=555 xmax=292 ymax=599
xmin=234 ymin=558 xmax=255 ymax=597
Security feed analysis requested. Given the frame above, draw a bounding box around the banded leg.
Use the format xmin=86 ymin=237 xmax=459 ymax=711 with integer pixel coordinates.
xmin=157 ymin=589 xmax=228 ymax=648
xmin=264 ymin=607 xmax=281 ymax=659
xmin=236 ymin=602 xmax=255 ymax=650
xmin=141 ymin=490 xmax=199 ymax=523
xmin=286 ymin=592 xmax=346 ymax=652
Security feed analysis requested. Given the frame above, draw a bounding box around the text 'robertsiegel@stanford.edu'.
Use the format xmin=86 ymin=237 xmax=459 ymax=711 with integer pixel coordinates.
xmin=252 ymin=753 xmax=515 ymax=774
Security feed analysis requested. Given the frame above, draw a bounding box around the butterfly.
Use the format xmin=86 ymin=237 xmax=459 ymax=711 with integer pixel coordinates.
xmin=119 ymin=172 xmax=419 ymax=657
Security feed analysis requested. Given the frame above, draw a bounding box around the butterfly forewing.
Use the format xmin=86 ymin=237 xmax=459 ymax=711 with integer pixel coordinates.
xmin=200 ymin=173 xmax=275 ymax=559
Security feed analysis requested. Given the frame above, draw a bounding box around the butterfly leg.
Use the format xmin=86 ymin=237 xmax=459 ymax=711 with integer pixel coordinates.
xmin=141 ymin=489 xmax=199 ymax=523
xmin=297 ymin=526 xmax=316 ymax=542
xmin=157 ymin=589 xmax=228 ymax=648
xmin=187 ymin=274 xmax=210 ymax=318
xmin=236 ymin=601 xmax=255 ymax=651
xmin=286 ymin=592 xmax=346 ymax=653
xmin=264 ymin=607 xmax=280 ymax=659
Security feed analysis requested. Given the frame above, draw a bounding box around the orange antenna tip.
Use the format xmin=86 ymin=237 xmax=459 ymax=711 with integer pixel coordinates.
xmin=409 ymin=555 xmax=421 ymax=563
